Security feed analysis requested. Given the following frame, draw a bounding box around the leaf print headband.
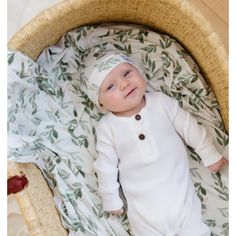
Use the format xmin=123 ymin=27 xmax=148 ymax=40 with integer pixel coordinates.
xmin=81 ymin=51 xmax=135 ymax=109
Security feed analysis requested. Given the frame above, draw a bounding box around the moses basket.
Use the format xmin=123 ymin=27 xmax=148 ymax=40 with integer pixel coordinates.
xmin=7 ymin=0 xmax=228 ymax=235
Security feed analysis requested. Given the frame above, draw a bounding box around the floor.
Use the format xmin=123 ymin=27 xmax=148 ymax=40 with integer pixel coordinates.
xmin=7 ymin=0 xmax=228 ymax=235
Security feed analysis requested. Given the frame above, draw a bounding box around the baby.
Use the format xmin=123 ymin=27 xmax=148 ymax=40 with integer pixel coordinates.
xmin=82 ymin=52 xmax=228 ymax=236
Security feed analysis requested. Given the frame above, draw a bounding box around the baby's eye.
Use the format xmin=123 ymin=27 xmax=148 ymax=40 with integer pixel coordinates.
xmin=107 ymin=84 xmax=115 ymax=91
xmin=123 ymin=70 xmax=131 ymax=77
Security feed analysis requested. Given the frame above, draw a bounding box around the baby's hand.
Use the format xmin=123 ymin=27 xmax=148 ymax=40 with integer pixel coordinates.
xmin=208 ymin=157 xmax=228 ymax=172
xmin=108 ymin=208 xmax=124 ymax=216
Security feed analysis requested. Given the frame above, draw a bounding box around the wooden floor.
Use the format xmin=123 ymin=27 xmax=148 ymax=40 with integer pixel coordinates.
xmin=187 ymin=0 xmax=228 ymax=51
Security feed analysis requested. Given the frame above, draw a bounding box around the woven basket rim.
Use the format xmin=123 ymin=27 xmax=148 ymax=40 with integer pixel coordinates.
xmin=8 ymin=0 xmax=227 ymax=55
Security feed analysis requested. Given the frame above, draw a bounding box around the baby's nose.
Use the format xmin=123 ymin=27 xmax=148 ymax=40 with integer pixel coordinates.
xmin=119 ymin=79 xmax=129 ymax=90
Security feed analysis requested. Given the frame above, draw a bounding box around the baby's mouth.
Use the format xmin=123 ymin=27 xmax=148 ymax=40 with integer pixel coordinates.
xmin=125 ymin=88 xmax=136 ymax=98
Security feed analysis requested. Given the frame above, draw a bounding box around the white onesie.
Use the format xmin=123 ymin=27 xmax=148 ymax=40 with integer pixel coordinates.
xmin=94 ymin=92 xmax=222 ymax=236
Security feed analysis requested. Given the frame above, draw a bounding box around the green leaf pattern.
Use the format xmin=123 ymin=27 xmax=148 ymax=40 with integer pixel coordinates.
xmin=8 ymin=25 xmax=228 ymax=235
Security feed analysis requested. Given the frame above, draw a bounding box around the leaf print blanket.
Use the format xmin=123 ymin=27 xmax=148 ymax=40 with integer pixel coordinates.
xmin=8 ymin=24 xmax=228 ymax=236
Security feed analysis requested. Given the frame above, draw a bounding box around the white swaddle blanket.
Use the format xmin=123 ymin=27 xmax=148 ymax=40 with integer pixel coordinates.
xmin=8 ymin=24 xmax=228 ymax=236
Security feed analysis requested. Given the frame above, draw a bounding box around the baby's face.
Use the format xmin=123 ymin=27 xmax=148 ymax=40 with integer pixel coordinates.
xmin=99 ymin=62 xmax=146 ymax=116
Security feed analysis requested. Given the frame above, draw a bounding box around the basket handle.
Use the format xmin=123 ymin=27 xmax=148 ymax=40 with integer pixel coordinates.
xmin=7 ymin=174 xmax=28 ymax=195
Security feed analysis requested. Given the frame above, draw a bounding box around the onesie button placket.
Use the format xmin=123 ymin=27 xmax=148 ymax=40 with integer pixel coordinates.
xmin=134 ymin=111 xmax=153 ymax=155
xmin=135 ymin=114 xmax=145 ymax=140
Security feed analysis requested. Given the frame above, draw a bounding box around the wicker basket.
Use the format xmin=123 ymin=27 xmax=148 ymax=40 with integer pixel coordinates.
xmin=8 ymin=0 xmax=228 ymax=235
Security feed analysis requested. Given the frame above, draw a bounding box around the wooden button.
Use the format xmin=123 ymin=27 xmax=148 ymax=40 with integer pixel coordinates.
xmin=135 ymin=114 xmax=141 ymax=120
xmin=139 ymin=134 xmax=145 ymax=140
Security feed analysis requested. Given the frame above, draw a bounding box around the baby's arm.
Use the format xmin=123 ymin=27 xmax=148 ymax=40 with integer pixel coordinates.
xmin=94 ymin=121 xmax=124 ymax=214
xmin=161 ymin=93 xmax=228 ymax=170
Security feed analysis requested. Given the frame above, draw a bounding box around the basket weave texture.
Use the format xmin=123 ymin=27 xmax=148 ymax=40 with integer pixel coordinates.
xmin=8 ymin=0 xmax=228 ymax=235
